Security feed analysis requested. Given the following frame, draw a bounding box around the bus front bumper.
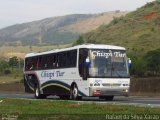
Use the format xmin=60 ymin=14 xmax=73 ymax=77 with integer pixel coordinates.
xmin=89 ymin=87 xmax=129 ymax=97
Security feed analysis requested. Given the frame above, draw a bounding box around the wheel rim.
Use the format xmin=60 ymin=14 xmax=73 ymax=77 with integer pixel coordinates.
xmin=35 ymin=88 xmax=39 ymax=97
xmin=73 ymin=87 xmax=78 ymax=98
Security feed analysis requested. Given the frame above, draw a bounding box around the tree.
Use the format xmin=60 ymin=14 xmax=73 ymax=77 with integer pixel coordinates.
xmin=157 ymin=0 xmax=160 ymax=3
xmin=19 ymin=58 xmax=24 ymax=68
xmin=145 ymin=49 xmax=160 ymax=76
xmin=0 ymin=58 xmax=9 ymax=74
xmin=9 ymin=56 xmax=19 ymax=69
xmin=128 ymin=53 xmax=147 ymax=77
xmin=76 ymin=36 xmax=84 ymax=45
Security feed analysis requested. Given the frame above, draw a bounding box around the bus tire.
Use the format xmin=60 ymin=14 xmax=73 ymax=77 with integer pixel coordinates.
xmin=59 ymin=95 xmax=70 ymax=100
xmin=70 ymin=84 xmax=79 ymax=100
xmin=103 ymin=96 xmax=114 ymax=101
xmin=34 ymin=84 xmax=46 ymax=99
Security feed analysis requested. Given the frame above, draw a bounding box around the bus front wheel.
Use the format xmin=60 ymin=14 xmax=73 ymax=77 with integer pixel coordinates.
xmin=59 ymin=95 xmax=70 ymax=100
xmin=99 ymin=96 xmax=114 ymax=101
xmin=70 ymin=84 xmax=79 ymax=100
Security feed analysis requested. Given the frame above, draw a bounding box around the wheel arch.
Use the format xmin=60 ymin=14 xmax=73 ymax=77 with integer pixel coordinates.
xmin=70 ymin=82 xmax=78 ymax=89
xmin=24 ymin=73 xmax=41 ymax=92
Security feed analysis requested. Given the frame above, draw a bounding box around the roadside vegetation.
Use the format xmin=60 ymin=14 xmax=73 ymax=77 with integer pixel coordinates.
xmin=74 ymin=1 xmax=160 ymax=77
xmin=129 ymin=48 xmax=160 ymax=77
xmin=81 ymin=1 xmax=160 ymax=53
xmin=0 ymin=44 xmax=72 ymax=58
xmin=0 ymin=56 xmax=23 ymax=83
xmin=0 ymin=98 xmax=160 ymax=120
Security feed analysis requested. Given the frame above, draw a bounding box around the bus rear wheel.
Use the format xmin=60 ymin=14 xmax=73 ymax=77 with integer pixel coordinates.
xmin=34 ymin=85 xmax=47 ymax=99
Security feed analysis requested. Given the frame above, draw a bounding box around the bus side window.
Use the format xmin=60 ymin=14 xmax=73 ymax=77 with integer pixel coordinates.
xmin=52 ymin=54 xmax=57 ymax=68
xmin=34 ymin=57 xmax=39 ymax=70
xmin=57 ymin=52 xmax=66 ymax=68
xmin=25 ymin=58 xmax=30 ymax=71
xmin=79 ymin=49 xmax=89 ymax=79
xmin=66 ymin=51 xmax=71 ymax=67
xmin=66 ymin=50 xmax=77 ymax=68
xmin=46 ymin=55 xmax=52 ymax=69
xmin=37 ymin=57 xmax=42 ymax=70
xmin=43 ymin=56 xmax=47 ymax=69
xmin=70 ymin=50 xmax=77 ymax=67
xmin=26 ymin=57 xmax=35 ymax=71
xmin=46 ymin=54 xmax=57 ymax=69
xmin=38 ymin=56 xmax=47 ymax=70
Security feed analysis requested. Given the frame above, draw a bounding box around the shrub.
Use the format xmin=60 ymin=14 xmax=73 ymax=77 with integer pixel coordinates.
xmin=4 ymin=69 xmax=11 ymax=75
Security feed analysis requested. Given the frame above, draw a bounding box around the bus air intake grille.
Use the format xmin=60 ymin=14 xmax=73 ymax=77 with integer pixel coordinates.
xmin=102 ymin=83 xmax=121 ymax=87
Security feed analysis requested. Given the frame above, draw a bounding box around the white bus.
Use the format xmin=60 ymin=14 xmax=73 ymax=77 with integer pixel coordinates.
xmin=24 ymin=44 xmax=130 ymax=100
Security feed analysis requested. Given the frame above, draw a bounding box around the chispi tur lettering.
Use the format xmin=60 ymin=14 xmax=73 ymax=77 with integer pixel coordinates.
xmin=41 ymin=70 xmax=65 ymax=79
xmin=41 ymin=71 xmax=54 ymax=79
xmin=92 ymin=50 xmax=126 ymax=58
xmin=92 ymin=50 xmax=112 ymax=58
xmin=114 ymin=52 xmax=126 ymax=57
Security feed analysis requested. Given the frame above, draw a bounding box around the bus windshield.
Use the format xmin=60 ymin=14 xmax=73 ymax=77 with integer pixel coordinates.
xmin=88 ymin=49 xmax=129 ymax=78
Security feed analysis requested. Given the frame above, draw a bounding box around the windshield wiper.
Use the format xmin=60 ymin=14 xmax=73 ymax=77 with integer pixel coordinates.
xmin=115 ymin=70 xmax=123 ymax=78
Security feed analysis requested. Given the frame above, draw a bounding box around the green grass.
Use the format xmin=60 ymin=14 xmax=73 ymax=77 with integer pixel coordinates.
xmin=0 ymin=45 xmax=55 ymax=53
xmin=0 ymin=44 xmax=72 ymax=53
xmin=0 ymin=76 xmax=22 ymax=84
xmin=0 ymin=44 xmax=72 ymax=58
xmin=0 ymin=98 xmax=160 ymax=120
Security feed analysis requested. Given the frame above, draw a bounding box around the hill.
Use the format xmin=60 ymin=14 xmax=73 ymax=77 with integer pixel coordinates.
xmin=83 ymin=1 xmax=160 ymax=54
xmin=0 ymin=14 xmax=93 ymax=45
xmin=61 ymin=11 xmax=128 ymax=33
xmin=0 ymin=12 xmax=128 ymax=46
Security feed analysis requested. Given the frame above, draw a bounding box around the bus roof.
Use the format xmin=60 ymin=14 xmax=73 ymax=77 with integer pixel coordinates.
xmin=25 ymin=44 xmax=126 ymax=58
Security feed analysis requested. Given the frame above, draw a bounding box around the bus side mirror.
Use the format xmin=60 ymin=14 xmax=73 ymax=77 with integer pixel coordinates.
xmin=83 ymin=57 xmax=90 ymax=80
xmin=128 ymin=58 xmax=132 ymax=69
xmin=85 ymin=57 xmax=90 ymax=69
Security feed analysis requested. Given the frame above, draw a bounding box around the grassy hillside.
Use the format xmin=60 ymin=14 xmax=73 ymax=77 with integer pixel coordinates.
xmin=61 ymin=11 xmax=128 ymax=33
xmin=0 ymin=14 xmax=93 ymax=45
xmin=0 ymin=12 xmax=127 ymax=46
xmin=83 ymin=1 xmax=160 ymax=54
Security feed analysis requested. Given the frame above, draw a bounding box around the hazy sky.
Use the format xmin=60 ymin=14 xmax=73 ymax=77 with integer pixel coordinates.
xmin=0 ymin=0 xmax=155 ymax=29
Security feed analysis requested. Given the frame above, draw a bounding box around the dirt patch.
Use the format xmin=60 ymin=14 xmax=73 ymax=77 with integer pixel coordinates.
xmin=68 ymin=104 xmax=81 ymax=108
xmin=5 ymin=52 xmax=25 ymax=59
xmin=144 ymin=12 xmax=158 ymax=20
xmin=0 ymin=83 xmax=24 ymax=93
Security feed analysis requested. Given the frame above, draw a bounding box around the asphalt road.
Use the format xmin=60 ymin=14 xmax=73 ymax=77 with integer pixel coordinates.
xmin=0 ymin=93 xmax=160 ymax=107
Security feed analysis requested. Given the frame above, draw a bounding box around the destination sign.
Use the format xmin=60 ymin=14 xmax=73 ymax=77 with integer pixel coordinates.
xmin=91 ymin=50 xmax=126 ymax=58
